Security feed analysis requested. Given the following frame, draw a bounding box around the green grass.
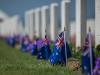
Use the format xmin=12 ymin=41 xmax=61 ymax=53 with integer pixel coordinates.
xmin=0 ymin=40 xmax=82 ymax=75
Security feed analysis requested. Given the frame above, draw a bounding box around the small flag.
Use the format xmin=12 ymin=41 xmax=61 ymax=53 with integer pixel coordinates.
xmin=81 ymin=32 xmax=95 ymax=75
xmin=55 ymin=32 xmax=64 ymax=49
xmin=43 ymin=35 xmax=51 ymax=60
xmin=37 ymin=39 xmax=45 ymax=59
xmin=20 ymin=36 xmax=30 ymax=52
xmin=61 ymin=41 xmax=72 ymax=65
xmin=44 ymin=35 xmax=49 ymax=45
xmin=31 ymin=41 xmax=38 ymax=55
xmin=93 ymin=57 xmax=100 ymax=75
xmin=37 ymin=35 xmax=51 ymax=60
xmin=36 ymin=39 xmax=45 ymax=50
xmin=6 ymin=35 xmax=16 ymax=47
xmin=50 ymin=32 xmax=72 ymax=65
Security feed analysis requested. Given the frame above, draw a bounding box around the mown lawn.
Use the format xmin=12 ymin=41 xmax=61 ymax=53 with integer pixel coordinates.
xmin=0 ymin=40 xmax=82 ymax=75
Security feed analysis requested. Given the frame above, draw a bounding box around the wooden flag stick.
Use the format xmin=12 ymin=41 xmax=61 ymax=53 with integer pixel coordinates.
xmin=89 ymin=27 xmax=93 ymax=75
xmin=64 ymin=27 xmax=68 ymax=66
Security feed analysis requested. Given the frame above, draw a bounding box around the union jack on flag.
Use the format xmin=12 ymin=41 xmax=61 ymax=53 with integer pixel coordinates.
xmin=84 ymin=34 xmax=90 ymax=48
xmin=55 ymin=32 xmax=64 ymax=49
xmin=44 ymin=35 xmax=49 ymax=45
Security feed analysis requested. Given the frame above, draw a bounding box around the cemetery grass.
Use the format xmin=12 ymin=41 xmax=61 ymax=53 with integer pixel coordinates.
xmin=0 ymin=40 xmax=82 ymax=75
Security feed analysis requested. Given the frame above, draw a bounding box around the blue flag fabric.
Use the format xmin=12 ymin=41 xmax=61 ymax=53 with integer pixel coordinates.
xmin=6 ymin=36 xmax=16 ymax=47
xmin=14 ymin=35 xmax=22 ymax=45
xmin=37 ymin=39 xmax=45 ymax=59
xmin=20 ymin=36 xmax=30 ymax=52
xmin=43 ymin=35 xmax=51 ymax=60
xmin=44 ymin=44 xmax=51 ymax=60
xmin=81 ymin=34 xmax=95 ymax=75
xmin=37 ymin=46 xmax=45 ymax=59
xmin=31 ymin=42 xmax=38 ymax=55
xmin=21 ymin=42 xmax=29 ymax=52
xmin=61 ymin=42 xmax=72 ymax=65
xmin=50 ymin=32 xmax=72 ymax=65
xmin=50 ymin=46 xmax=61 ymax=65
xmin=93 ymin=57 xmax=100 ymax=75
xmin=37 ymin=35 xmax=51 ymax=60
xmin=6 ymin=36 xmax=11 ymax=45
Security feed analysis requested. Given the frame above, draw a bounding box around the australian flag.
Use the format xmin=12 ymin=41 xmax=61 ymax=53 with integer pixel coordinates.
xmin=93 ymin=57 xmax=100 ymax=75
xmin=50 ymin=32 xmax=72 ymax=65
xmin=14 ymin=35 xmax=22 ymax=45
xmin=37 ymin=39 xmax=45 ymax=59
xmin=43 ymin=35 xmax=51 ymax=60
xmin=6 ymin=35 xmax=16 ymax=47
xmin=81 ymin=33 xmax=95 ymax=75
xmin=20 ymin=36 xmax=30 ymax=52
xmin=30 ymin=41 xmax=38 ymax=55
xmin=37 ymin=35 xmax=51 ymax=60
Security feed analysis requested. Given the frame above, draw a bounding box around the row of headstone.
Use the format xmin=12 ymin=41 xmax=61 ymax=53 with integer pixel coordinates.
xmin=0 ymin=0 xmax=100 ymax=48
xmin=0 ymin=15 xmax=24 ymax=37
xmin=25 ymin=0 xmax=94 ymax=47
xmin=76 ymin=0 xmax=100 ymax=48
xmin=24 ymin=0 xmax=71 ymax=43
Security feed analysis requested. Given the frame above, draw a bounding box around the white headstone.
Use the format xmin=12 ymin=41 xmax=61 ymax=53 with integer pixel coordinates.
xmin=50 ymin=3 xmax=58 ymax=41
xmin=0 ymin=15 xmax=20 ymax=36
xmin=25 ymin=11 xmax=30 ymax=35
xmin=61 ymin=0 xmax=71 ymax=43
xmin=35 ymin=8 xmax=41 ymax=38
xmin=25 ymin=9 xmax=36 ymax=40
xmin=41 ymin=6 xmax=49 ymax=39
xmin=76 ymin=0 xmax=87 ymax=48
xmin=95 ymin=0 xmax=100 ymax=46
xmin=17 ymin=20 xmax=24 ymax=36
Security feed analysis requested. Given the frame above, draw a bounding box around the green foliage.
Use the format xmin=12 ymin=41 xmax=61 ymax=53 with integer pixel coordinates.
xmin=50 ymin=43 xmax=54 ymax=52
xmin=69 ymin=44 xmax=81 ymax=60
xmin=96 ymin=44 xmax=100 ymax=50
xmin=0 ymin=40 xmax=82 ymax=75
xmin=94 ymin=47 xmax=100 ymax=57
